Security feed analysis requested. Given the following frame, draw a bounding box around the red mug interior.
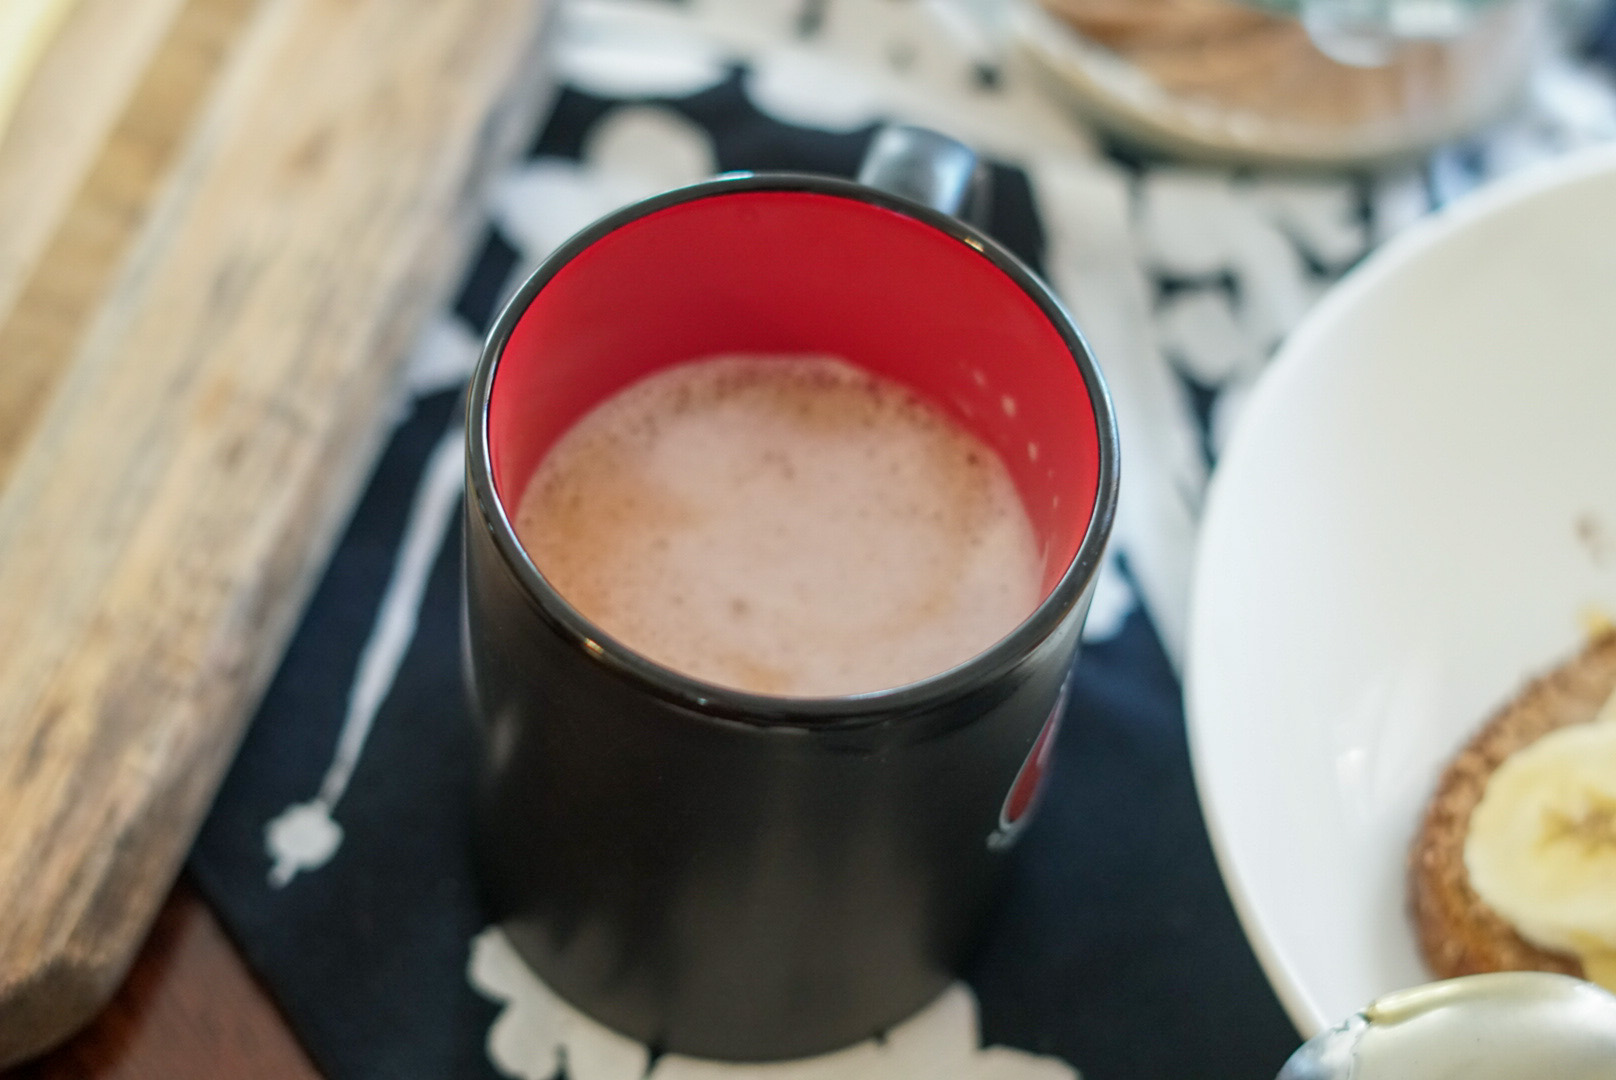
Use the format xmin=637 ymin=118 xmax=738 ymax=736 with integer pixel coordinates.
xmin=488 ymin=187 xmax=1102 ymax=608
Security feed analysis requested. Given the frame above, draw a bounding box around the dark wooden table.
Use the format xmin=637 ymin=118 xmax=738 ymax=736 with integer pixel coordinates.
xmin=5 ymin=880 xmax=321 ymax=1080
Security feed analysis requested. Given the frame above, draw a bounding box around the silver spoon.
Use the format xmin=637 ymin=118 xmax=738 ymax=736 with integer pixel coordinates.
xmin=1278 ymin=972 xmax=1616 ymax=1080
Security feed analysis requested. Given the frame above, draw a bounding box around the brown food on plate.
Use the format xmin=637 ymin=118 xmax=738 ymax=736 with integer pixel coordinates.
xmin=1409 ymin=630 xmax=1616 ymax=982
xmin=1034 ymin=0 xmax=1502 ymax=133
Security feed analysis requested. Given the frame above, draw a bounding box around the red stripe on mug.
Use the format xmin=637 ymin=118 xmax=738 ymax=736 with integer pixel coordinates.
xmin=988 ymin=678 xmax=1069 ymax=851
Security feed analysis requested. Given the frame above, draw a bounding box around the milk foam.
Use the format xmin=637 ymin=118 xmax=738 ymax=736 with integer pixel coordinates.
xmin=514 ymin=356 xmax=1043 ymax=697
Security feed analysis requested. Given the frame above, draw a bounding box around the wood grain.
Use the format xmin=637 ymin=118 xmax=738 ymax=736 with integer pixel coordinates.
xmin=0 ymin=0 xmax=252 ymax=478
xmin=0 ymin=0 xmax=553 ymax=1064
xmin=0 ymin=0 xmax=187 ymax=330
xmin=6 ymin=881 xmax=323 ymax=1080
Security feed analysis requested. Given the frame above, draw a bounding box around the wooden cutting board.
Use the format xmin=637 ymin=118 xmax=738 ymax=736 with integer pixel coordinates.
xmin=0 ymin=0 xmax=553 ymax=1064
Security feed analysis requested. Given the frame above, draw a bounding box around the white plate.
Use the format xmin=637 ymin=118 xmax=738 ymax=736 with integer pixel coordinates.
xmin=1186 ymin=145 xmax=1616 ymax=1036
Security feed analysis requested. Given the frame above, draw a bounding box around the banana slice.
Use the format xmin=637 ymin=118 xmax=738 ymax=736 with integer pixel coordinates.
xmin=1465 ymin=705 xmax=1616 ymax=990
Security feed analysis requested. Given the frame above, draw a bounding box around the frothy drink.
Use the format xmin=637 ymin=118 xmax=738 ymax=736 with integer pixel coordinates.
xmin=513 ymin=356 xmax=1043 ymax=697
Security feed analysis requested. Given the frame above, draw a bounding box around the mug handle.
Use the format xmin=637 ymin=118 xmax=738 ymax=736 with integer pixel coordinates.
xmin=856 ymin=124 xmax=991 ymax=227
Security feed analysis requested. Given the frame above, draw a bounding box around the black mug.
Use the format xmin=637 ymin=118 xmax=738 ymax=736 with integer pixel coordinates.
xmin=463 ymin=128 xmax=1119 ymax=1061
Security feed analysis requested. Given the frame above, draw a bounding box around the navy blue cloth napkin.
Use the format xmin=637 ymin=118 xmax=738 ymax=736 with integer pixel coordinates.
xmin=189 ymin=65 xmax=1300 ymax=1080
xmin=191 ymin=2 xmax=1616 ymax=1074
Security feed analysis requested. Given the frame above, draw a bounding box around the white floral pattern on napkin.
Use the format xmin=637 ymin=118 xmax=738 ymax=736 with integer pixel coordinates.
xmin=470 ymin=928 xmax=1079 ymax=1080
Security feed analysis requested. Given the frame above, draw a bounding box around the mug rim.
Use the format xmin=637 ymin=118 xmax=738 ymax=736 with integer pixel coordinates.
xmin=465 ymin=170 xmax=1119 ymax=728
